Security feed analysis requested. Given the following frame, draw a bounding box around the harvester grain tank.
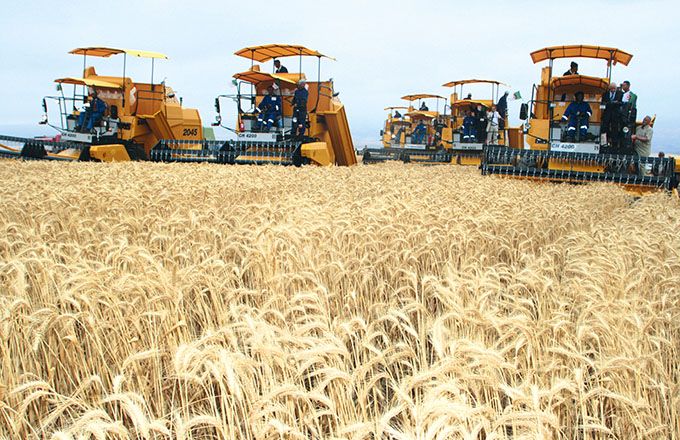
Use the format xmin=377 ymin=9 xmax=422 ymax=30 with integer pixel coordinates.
xmin=162 ymin=44 xmax=357 ymax=166
xmin=481 ymin=45 xmax=677 ymax=194
xmin=0 ymin=47 xmax=203 ymax=161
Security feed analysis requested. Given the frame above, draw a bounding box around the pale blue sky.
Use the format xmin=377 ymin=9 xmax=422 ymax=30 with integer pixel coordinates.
xmin=1 ymin=0 xmax=678 ymax=152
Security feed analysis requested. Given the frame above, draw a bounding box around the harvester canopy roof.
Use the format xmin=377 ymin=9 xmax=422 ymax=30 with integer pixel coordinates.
xmin=530 ymin=45 xmax=632 ymax=66
xmin=69 ymin=47 xmax=168 ymax=59
xmin=234 ymin=44 xmax=334 ymax=62
xmin=450 ymin=99 xmax=490 ymax=109
xmin=384 ymin=106 xmax=409 ymax=110
xmin=550 ymin=75 xmax=610 ymax=94
xmin=442 ymin=79 xmax=508 ymax=87
xmin=401 ymin=94 xmax=445 ymax=101
xmin=406 ymin=110 xmax=438 ymax=119
xmin=233 ymin=70 xmax=305 ymax=85
xmin=54 ymin=77 xmax=123 ymax=89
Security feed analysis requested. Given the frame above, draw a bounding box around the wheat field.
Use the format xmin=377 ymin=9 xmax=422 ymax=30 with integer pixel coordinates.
xmin=0 ymin=161 xmax=678 ymax=439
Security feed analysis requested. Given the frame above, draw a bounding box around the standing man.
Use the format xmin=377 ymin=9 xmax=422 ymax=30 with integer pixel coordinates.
xmin=274 ymin=59 xmax=288 ymax=73
xmin=496 ymin=91 xmax=509 ymax=130
xmin=474 ymin=104 xmax=487 ymax=143
xmin=632 ymin=115 xmax=653 ymax=157
xmin=291 ymin=80 xmax=308 ymax=137
xmin=621 ymin=80 xmax=638 ymax=129
xmin=563 ymin=61 xmax=579 ymax=76
xmin=486 ymin=105 xmax=500 ymax=145
xmin=462 ymin=111 xmax=476 ymax=142
xmin=601 ymin=82 xmax=624 ymax=147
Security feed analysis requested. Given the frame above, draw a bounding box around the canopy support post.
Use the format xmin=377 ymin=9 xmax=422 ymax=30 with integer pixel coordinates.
xmin=122 ymin=53 xmax=127 ymax=110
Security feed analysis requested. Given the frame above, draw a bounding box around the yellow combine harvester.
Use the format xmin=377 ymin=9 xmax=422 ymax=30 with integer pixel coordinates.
xmin=380 ymin=94 xmax=447 ymax=148
xmin=364 ymin=94 xmax=452 ymax=163
xmin=442 ymin=79 xmax=519 ymax=166
xmin=0 ymin=47 xmax=203 ymax=161
xmin=481 ymin=45 xmax=678 ymax=193
xmin=155 ymin=44 xmax=357 ymax=166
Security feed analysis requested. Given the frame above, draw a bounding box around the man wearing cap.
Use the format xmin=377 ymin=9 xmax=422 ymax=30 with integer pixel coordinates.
xmin=291 ymin=80 xmax=309 ymax=137
xmin=561 ymin=91 xmax=591 ymax=141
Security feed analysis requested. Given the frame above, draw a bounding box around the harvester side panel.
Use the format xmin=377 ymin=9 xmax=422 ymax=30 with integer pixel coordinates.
xmin=318 ymin=103 xmax=358 ymax=166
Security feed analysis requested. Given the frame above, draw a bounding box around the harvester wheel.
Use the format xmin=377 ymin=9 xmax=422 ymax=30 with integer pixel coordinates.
xmin=292 ymin=146 xmax=305 ymax=167
xmin=78 ymin=146 xmax=93 ymax=161
xmin=125 ymin=143 xmax=148 ymax=161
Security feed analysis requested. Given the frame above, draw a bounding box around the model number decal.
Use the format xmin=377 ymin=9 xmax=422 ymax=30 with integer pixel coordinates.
xmin=182 ymin=128 xmax=198 ymax=137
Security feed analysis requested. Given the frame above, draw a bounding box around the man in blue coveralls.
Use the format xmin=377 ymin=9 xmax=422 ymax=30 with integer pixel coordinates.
xmin=462 ymin=110 xmax=476 ymax=142
xmin=256 ymin=86 xmax=282 ymax=132
xmin=561 ymin=91 xmax=591 ymax=141
xmin=292 ymin=80 xmax=309 ymax=137
xmin=412 ymin=120 xmax=427 ymax=144
xmin=76 ymin=89 xmax=107 ymax=133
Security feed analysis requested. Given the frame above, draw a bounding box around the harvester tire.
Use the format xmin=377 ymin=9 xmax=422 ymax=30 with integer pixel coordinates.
xmin=292 ymin=145 xmax=304 ymax=167
xmin=125 ymin=143 xmax=148 ymax=161
xmin=78 ymin=146 xmax=93 ymax=161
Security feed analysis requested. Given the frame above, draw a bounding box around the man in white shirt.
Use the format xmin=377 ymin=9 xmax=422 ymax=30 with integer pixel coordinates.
xmin=486 ymin=105 xmax=501 ymax=145
xmin=632 ymin=115 xmax=653 ymax=157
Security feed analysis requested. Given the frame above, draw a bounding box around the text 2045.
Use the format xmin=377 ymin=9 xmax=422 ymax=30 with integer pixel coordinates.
xmin=182 ymin=128 xmax=198 ymax=137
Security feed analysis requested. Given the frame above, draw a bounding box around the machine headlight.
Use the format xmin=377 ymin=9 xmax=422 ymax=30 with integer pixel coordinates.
xmin=391 ymin=134 xmax=396 ymax=139
xmin=622 ymin=126 xmax=630 ymax=134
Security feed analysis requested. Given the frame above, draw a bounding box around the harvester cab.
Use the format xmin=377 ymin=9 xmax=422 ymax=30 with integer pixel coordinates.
xmin=481 ymin=45 xmax=677 ymax=193
xmin=398 ymin=94 xmax=447 ymax=149
xmin=380 ymin=106 xmax=410 ymax=147
xmin=0 ymin=47 xmax=203 ymax=162
xmin=206 ymin=44 xmax=357 ymax=166
xmin=442 ymin=79 xmax=511 ymax=166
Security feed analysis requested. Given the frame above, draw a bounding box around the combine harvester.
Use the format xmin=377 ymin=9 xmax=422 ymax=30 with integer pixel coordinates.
xmin=441 ymin=79 xmax=520 ymax=166
xmin=158 ymin=44 xmax=357 ymax=166
xmin=364 ymin=94 xmax=451 ymax=163
xmin=0 ymin=47 xmax=203 ymax=161
xmin=481 ymin=45 xmax=678 ymax=194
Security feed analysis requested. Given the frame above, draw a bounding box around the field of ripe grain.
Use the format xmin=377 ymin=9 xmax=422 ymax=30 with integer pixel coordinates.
xmin=0 ymin=161 xmax=679 ymax=440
